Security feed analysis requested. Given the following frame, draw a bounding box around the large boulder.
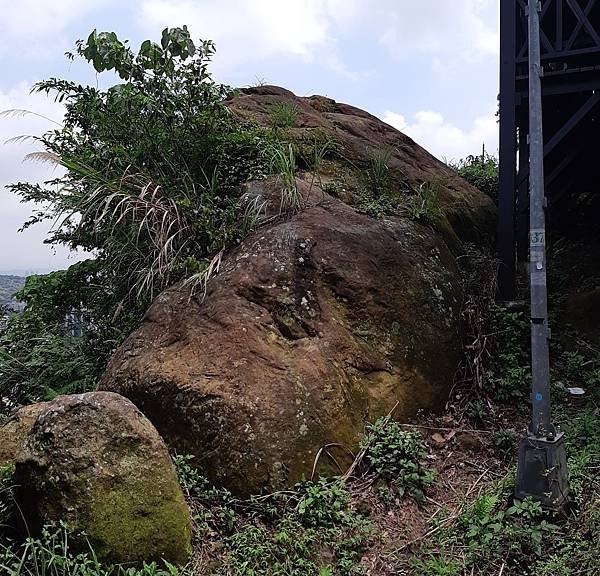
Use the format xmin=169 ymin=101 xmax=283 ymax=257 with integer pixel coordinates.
xmin=14 ymin=392 xmax=191 ymax=566
xmin=0 ymin=402 xmax=49 ymax=468
xmin=100 ymin=88 xmax=495 ymax=496
xmin=101 ymin=185 xmax=463 ymax=494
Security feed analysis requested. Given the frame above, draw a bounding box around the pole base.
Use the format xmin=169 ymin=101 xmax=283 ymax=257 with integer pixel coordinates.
xmin=515 ymin=432 xmax=569 ymax=509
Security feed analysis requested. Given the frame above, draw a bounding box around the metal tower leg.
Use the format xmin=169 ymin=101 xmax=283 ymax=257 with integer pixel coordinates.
xmin=515 ymin=0 xmax=569 ymax=509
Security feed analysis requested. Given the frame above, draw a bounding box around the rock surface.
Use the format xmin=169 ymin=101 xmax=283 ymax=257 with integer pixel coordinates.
xmin=100 ymin=87 xmax=496 ymax=495
xmin=14 ymin=392 xmax=191 ymax=565
xmin=0 ymin=402 xmax=49 ymax=467
xmin=228 ymin=85 xmax=495 ymax=247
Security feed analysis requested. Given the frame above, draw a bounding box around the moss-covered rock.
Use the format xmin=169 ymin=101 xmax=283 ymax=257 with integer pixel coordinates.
xmin=14 ymin=392 xmax=191 ymax=566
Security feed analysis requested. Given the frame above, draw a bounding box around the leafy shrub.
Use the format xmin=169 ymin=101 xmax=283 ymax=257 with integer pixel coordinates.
xmin=355 ymin=191 xmax=399 ymax=219
xmin=172 ymin=454 xmax=238 ymax=534
xmin=459 ymin=495 xmax=558 ymax=563
xmin=362 ymin=419 xmax=433 ymax=502
xmin=411 ymin=557 xmax=460 ymax=576
xmin=490 ymin=307 xmax=530 ymax=402
xmin=221 ymin=482 xmax=371 ymax=576
xmin=449 ymin=153 xmax=498 ymax=202
xmin=494 ymin=428 xmax=519 ymax=459
xmin=1 ymin=27 xmax=273 ymax=410
xmin=0 ymin=464 xmax=15 ymax=534
xmin=0 ymin=263 xmax=125 ymax=410
xmin=295 ymin=478 xmax=351 ymax=528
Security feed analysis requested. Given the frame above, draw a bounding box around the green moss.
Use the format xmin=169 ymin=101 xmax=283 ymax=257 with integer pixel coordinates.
xmin=85 ymin=474 xmax=192 ymax=565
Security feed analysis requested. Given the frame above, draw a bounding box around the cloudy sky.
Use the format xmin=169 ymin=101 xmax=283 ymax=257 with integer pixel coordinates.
xmin=0 ymin=0 xmax=499 ymax=273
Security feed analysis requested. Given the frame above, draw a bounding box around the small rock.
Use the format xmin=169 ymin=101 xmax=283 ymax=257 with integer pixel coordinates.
xmin=456 ymin=431 xmax=484 ymax=452
xmin=15 ymin=392 xmax=191 ymax=566
xmin=431 ymin=433 xmax=446 ymax=445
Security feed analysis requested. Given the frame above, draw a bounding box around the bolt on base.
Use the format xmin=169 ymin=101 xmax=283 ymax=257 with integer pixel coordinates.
xmin=515 ymin=431 xmax=570 ymax=510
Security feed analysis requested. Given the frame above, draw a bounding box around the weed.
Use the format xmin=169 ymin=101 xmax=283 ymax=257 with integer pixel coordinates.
xmin=269 ymin=102 xmax=299 ymax=130
xmin=220 ymin=489 xmax=371 ymax=576
xmin=362 ymin=419 xmax=434 ymax=503
xmin=322 ymin=181 xmax=344 ymax=197
xmin=560 ymin=350 xmax=586 ymax=380
xmin=355 ymin=192 xmax=399 ymax=219
xmin=411 ymin=556 xmax=460 ymax=576
xmin=466 ymin=398 xmax=488 ymax=424
xmin=406 ymin=182 xmax=440 ymax=223
xmin=490 ymin=307 xmax=530 ymax=402
xmin=448 ymin=153 xmax=498 ymax=201
xmin=0 ymin=523 xmax=184 ymax=576
xmin=296 ymin=478 xmax=350 ymax=528
xmin=366 ymin=148 xmax=393 ymax=196
xmin=0 ymin=463 xmax=15 ymax=534
xmin=267 ymin=143 xmax=301 ymax=214
xmin=494 ymin=428 xmax=519 ymax=459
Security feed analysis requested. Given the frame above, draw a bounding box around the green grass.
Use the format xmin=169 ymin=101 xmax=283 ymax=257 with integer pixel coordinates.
xmin=269 ymin=102 xmax=299 ymax=130
xmin=0 ymin=524 xmax=183 ymax=576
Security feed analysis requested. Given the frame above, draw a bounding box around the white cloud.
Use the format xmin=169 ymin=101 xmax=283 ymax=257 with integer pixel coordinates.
xmin=0 ymin=82 xmax=79 ymax=272
xmin=138 ymin=0 xmax=497 ymax=75
xmin=0 ymin=0 xmax=113 ymax=60
xmin=383 ymin=108 xmax=498 ymax=162
xmin=140 ymin=0 xmax=335 ymax=69
xmin=378 ymin=0 xmax=498 ymax=62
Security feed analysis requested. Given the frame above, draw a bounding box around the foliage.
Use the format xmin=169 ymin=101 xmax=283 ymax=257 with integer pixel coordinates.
xmin=0 ymin=263 xmax=124 ymax=410
xmin=494 ymin=428 xmax=519 ymax=459
xmin=365 ymin=148 xmax=393 ymax=197
xmin=354 ymin=191 xmax=399 ymax=219
xmin=221 ymin=511 xmax=370 ymax=576
xmin=267 ymin=142 xmax=301 ymax=213
xmin=410 ymin=557 xmax=460 ymax=576
xmin=490 ymin=306 xmax=530 ymax=402
xmin=362 ymin=419 xmax=433 ymax=503
xmin=402 ymin=311 xmax=600 ymax=575
xmin=0 ymin=277 xmax=25 ymax=311
xmin=269 ymin=102 xmax=299 ymax=130
xmin=0 ymin=464 xmax=15 ymax=535
xmin=172 ymin=454 xmax=371 ymax=575
xmin=405 ymin=182 xmax=440 ymax=223
xmin=449 ymin=153 xmax=498 ymax=202
xmin=295 ymin=478 xmax=351 ymax=529
xmin=0 ymin=524 xmax=184 ymax=576
xmin=1 ymin=28 xmax=273 ymax=410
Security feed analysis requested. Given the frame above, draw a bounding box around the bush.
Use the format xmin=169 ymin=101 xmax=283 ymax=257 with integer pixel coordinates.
xmin=269 ymin=102 xmax=299 ymax=130
xmin=0 ymin=464 xmax=15 ymax=535
xmin=406 ymin=182 xmax=440 ymax=223
xmin=362 ymin=419 xmax=434 ymax=502
xmin=1 ymin=28 xmax=273 ymax=411
xmin=295 ymin=478 xmax=351 ymax=529
xmin=449 ymin=153 xmax=498 ymax=202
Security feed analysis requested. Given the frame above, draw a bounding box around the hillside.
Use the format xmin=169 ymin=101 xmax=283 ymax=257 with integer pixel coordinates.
xmin=0 ymin=275 xmax=25 ymax=309
xmin=1 ymin=26 xmax=599 ymax=576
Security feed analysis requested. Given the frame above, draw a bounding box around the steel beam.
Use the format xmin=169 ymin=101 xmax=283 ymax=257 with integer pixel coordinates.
xmin=516 ymin=91 xmax=600 ymax=187
xmin=498 ymin=0 xmax=519 ymax=300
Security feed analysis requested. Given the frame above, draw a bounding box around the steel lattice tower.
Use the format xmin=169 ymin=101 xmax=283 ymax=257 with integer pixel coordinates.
xmin=498 ymin=0 xmax=600 ymax=300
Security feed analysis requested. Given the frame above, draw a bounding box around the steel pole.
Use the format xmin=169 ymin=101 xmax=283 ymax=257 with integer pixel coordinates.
xmin=515 ymin=0 xmax=569 ymax=508
xmin=527 ymin=0 xmax=554 ymax=437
